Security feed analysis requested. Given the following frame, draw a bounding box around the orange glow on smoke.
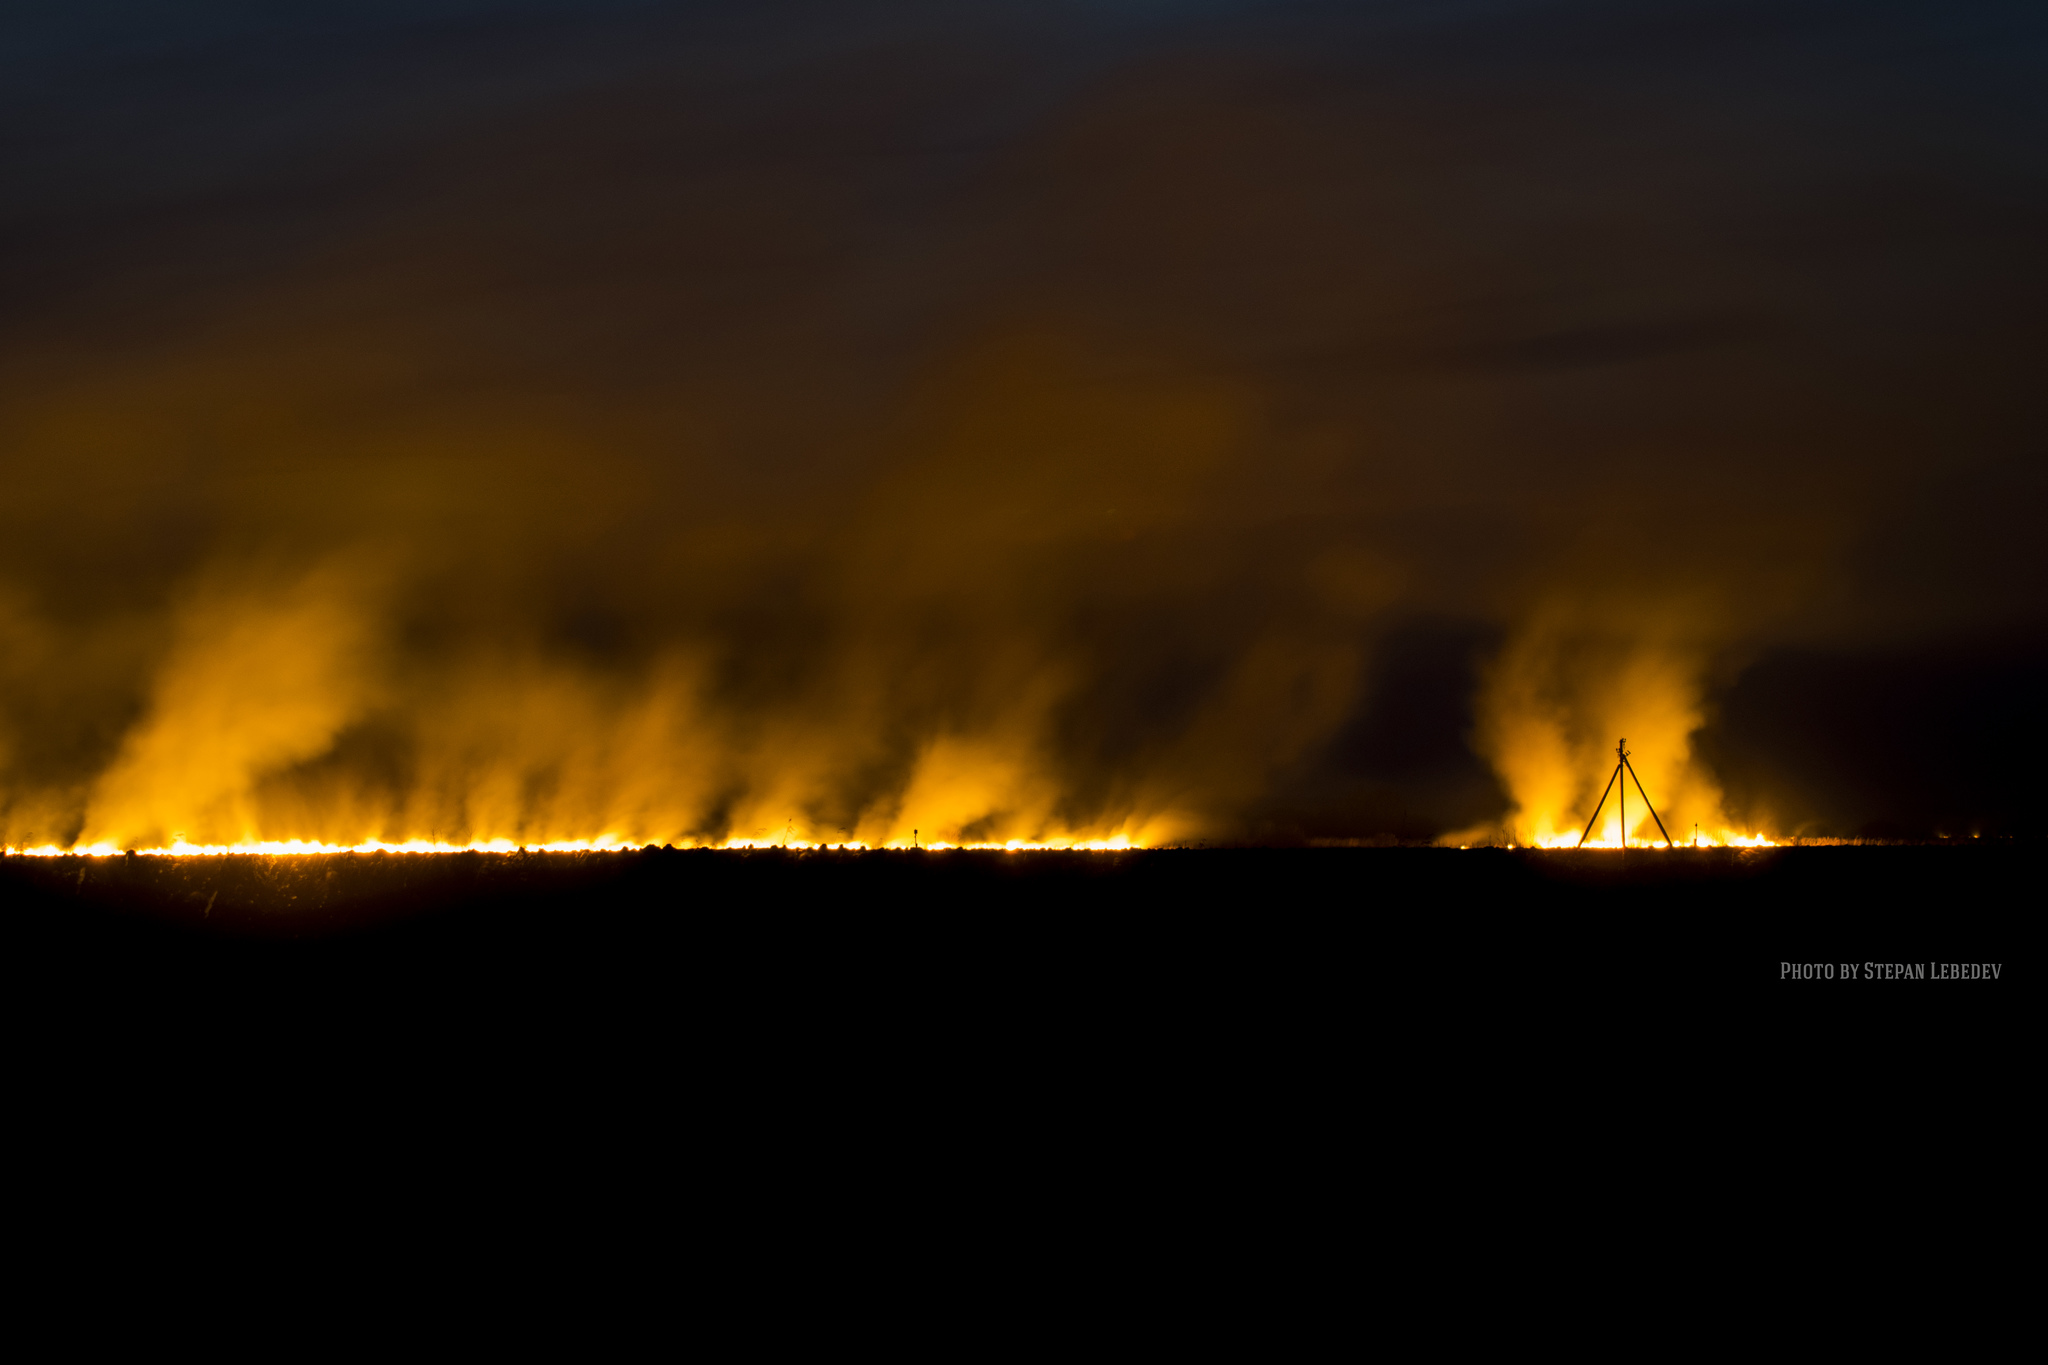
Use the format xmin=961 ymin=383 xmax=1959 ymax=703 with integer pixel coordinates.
xmin=1462 ymin=595 xmax=1781 ymax=851
xmin=0 ymin=557 xmax=1186 ymax=858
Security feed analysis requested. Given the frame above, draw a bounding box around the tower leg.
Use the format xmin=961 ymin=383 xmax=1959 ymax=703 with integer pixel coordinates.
xmin=1576 ymin=762 xmax=1624 ymax=848
xmin=1622 ymin=757 xmax=1674 ymax=848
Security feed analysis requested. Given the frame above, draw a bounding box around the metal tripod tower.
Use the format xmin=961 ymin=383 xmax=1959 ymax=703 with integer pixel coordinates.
xmin=1576 ymin=738 xmax=1674 ymax=849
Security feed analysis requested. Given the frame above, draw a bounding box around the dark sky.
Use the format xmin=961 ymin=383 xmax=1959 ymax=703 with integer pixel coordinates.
xmin=2 ymin=0 xmax=2043 ymax=847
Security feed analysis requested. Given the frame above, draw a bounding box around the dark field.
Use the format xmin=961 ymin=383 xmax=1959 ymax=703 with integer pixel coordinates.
xmin=8 ymin=846 xmax=2023 ymax=1026
xmin=8 ymin=845 xmax=2023 ymax=1209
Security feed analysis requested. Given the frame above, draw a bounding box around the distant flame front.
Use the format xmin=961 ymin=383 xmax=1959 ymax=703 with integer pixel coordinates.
xmin=5 ymin=833 xmax=1144 ymax=857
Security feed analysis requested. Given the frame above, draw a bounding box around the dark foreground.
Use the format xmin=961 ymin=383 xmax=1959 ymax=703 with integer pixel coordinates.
xmin=5 ymin=846 xmax=2025 ymax=1230
xmin=6 ymin=845 xmax=2023 ymax=1033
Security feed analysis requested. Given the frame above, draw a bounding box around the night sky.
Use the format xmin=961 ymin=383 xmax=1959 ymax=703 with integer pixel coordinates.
xmin=3 ymin=0 xmax=2043 ymax=848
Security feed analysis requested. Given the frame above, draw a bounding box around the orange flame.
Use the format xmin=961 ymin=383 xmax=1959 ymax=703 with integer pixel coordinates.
xmin=3 ymin=833 xmax=1144 ymax=857
xmin=1465 ymin=597 xmax=1779 ymax=850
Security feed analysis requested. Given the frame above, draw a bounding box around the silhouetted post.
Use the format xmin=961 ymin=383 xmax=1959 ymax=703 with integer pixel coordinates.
xmin=1619 ymin=739 xmax=1627 ymax=851
xmin=1576 ymin=738 xmax=1674 ymax=849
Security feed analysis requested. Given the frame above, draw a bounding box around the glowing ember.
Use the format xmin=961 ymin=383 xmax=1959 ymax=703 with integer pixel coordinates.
xmin=1527 ymin=830 xmax=1777 ymax=849
xmin=0 ymin=829 xmax=1800 ymax=856
xmin=2 ymin=833 xmax=1144 ymax=857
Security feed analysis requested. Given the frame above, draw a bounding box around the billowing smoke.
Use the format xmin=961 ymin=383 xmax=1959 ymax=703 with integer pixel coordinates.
xmin=1475 ymin=600 xmax=1737 ymax=845
xmin=2 ymin=2 xmax=2043 ymax=848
